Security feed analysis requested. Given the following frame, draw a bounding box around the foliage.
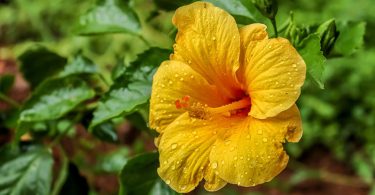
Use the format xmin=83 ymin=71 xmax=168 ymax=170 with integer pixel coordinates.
xmin=0 ymin=0 xmax=372 ymax=194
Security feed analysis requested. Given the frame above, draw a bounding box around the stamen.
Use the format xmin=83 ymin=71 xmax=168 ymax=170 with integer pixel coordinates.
xmin=206 ymin=97 xmax=251 ymax=116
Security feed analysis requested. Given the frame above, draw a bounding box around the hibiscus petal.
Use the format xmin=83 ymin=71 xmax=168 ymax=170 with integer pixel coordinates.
xmin=238 ymin=23 xmax=269 ymax=87
xmin=204 ymin=165 xmax=227 ymax=191
xmin=157 ymin=113 xmax=220 ymax=193
xmin=209 ymin=105 xmax=302 ymax=186
xmin=150 ymin=60 xmax=227 ymax=133
xmin=171 ymin=1 xmax=242 ymax=99
xmin=243 ymin=38 xmax=306 ymax=119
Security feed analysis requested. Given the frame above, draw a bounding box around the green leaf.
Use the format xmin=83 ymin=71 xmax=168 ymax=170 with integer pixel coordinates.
xmin=19 ymin=76 xmax=95 ymax=122
xmin=119 ymin=152 xmax=177 ymax=195
xmin=333 ymin=21 xmax=366 ymax=56
xmin=18 ymin=46 xmax=67 ymax=89
xmin=95 ymin=147 xmax=129 ymax=173
xmin=0 ymin=74 xmax=15 ymax=94
xmin=153 ymin=0 xmax=193 ymax=11
xmin=204 ymin=0 xmax=257 ymax=24
xmin=0 ymin=146 xmax=53 ymax=195
xmin=352 ymin=153 xmax=374 ymax=183
xmin=59 ymin=54 xmax=98 ymax=77
xmin=91 ymin=121 xmax=118 ymax=142
xmin=74 ymin=0 xmax=141 ymax=35
xmin=90 ymin=48 xmax=170 ymax=129
xmin=298 ymin=34 xmax=326 ymax=89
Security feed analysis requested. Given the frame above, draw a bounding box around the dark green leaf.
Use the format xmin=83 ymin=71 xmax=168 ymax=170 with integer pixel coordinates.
xmin=92 ymin=121 xmax=118 ymax=142
xmin=153 ymin=0 xmax=193 ymax=11
xmin=204 ymin=0 xmax=257 ymax=24
xmin=0 ymin=74 xmax=15 ymax=94
xmin=74 ymin=0 xmax=141 ymax=35
xmin=0 ymin=146 xmax=53 ymax=195
xmin=298 ymin=34 xmax=326 ymax=89
xmin=18 ymin=46 xmax=67 ymax=89
xmin=90 ymin=48 xmax=170 ymax=128
xmin=119 ymin=152 xmax=177 ymax=195
xmin=59 ymin=54 xmax=98 ymax=77
xmin=333 ymin=21 xmax=366 ymax=56
xmin=19 ymin=76 xmax=95 ymax=122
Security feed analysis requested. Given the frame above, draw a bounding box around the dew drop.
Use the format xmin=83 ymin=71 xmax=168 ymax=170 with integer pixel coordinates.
xmin=190 ymin=75 xmax=194 ymax=79
xmin=257 ymin=129 xmax=263 ymax=135
xmin=292 ymin=63 xmax=297 ymax=68
xmin=234 ymin=156 xmax=238 ymax=160
xmin=171 ymin=143 xmax=177 ymax=149
xmin=169 ymin=81 xmax=173 ymax=85
xmin=188 ymin=60 xmax=192 ymax=64
xmin=166 ymin=179 xmax=171 ymax=184
xmin=212 ymin=162 xmax=218 ymax=169
xmin=174 ymin=74 xmax=178 ymax=78
xmin=290 ymin=84 xmax=294 ymax=87
xmin=263 ymin=138 xmax=268 ymax=142
xmin=163 ymin=161 xmax=167 ymax=165
xmin=221 ymin=160 xmax=225 ymax=164
xmin=212 ymin=37 xmax=216 ymax=41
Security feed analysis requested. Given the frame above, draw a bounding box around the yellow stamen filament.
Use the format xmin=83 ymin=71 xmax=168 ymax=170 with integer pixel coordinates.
xmin=206 ymin=97 xmax=251 ymax=115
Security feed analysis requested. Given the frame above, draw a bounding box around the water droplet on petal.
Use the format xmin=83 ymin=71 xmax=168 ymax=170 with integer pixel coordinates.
xmin=212 ymin=162 xmax=218 ymax=169
xmin=171 ymin=143 xmax=177 ymax=149
xmin=292 ymin=63 xmax=297 ymax=68
xmin=212 ymin=37 xmax=216 ymax=41
xmin=263 ymin=138 xmax=268 ymax=142
xmin=257 ymin=129 xmax=263 ymax=135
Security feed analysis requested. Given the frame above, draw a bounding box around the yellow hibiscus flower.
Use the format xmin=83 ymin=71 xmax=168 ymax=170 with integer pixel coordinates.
xmin=149 ymin=1 xmax=306 ymax=193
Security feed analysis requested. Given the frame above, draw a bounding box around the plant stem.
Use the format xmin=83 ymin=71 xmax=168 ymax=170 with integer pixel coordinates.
xmin=138 ymin=35 xmax=151 ymax=47
xmin=51 ymin=145 xmax=69 ymax=195
xmin=271 ymin=18 xmax=278 ymax=37
xmin=0 ymin=93 xmax=21 ymax=108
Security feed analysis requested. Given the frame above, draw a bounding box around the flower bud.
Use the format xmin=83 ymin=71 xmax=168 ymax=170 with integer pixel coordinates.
xmin=317 ymin=19 xmax=339 ymax=56
xmin=252 ymin=0 xmax=278 ymax=19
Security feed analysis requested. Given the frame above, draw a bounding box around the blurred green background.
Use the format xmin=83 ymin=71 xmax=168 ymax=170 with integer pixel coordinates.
xmin=0 ymin=0 xmax=374 ymax=194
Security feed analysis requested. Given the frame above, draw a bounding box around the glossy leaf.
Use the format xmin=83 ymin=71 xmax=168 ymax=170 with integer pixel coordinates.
xmin=119 ymin=152 xmax=177 ymax=195
xmin=298 ymin=34 xmax=326 ymax=89
xmin=18 ymin=46 xmax=67 ymax=88
xmin=205 ymin=0 xmax=258 ymax=24
xmin=333 ymin=21 xmax=366 ymax=56
xmin=19 ymin=76 xmax=95 ymax=122
xmin=91 ymin=121 xmax=118 ymax=142
xmin=74 ymin=0 xmax=141 ymax=35
xmin=0 ymin=146 xmax=53 ymax=195
xmin=90 ymin=48 xmax=170 ymax=128
xmin=59 ymin=54 xmax=98 ymax=77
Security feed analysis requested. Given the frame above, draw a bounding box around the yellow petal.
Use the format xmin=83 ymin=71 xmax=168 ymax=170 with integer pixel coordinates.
xmin=238 ymin=23 xmax=269 ymax=85
xmin=171 ymin=1 xmax=242 ymax=99
xmin=243 ymin=38 xmax=306 ymax=119
xmin=239 ymin=23 xmax=268 ymax=53
xmin=150 ymin=60 xmax=227 ymax=133
xmin=157 ymin=113 xmax=219 ymax=193
xmin=209 ymin=105 xmax=302 ymax=186
xmin=204 ymin=165 xmax=227 ymax=191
